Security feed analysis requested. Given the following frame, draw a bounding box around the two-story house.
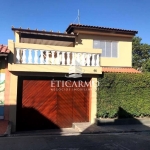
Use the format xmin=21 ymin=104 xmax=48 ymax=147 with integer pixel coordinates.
xmin=4 ymin=24 xmax=138 ymax=132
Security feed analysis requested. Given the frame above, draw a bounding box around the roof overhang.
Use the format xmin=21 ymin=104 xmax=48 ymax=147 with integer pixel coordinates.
xmin=12 ymin=27 xmax=76 ymax=46
xmin=12 ymin=27 xmax=76 ymax=38
xmin=0 ymin=54 xmax=8 ymax=57
xmin=66 ymin=24 xmax=138 ymax=37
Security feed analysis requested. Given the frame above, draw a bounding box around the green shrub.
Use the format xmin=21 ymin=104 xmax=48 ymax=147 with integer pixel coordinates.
xmin=97 ymin=73 xmax=150 ymax=118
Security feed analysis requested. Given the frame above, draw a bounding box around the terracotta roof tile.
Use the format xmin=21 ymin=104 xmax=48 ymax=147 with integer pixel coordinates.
xmin=66 ymin=24 xmax=138 ymax=35
xmin=0 ymin=45 xmax=10 ymax=54
xmin=102 ymin=67 xmax=141 ymax=73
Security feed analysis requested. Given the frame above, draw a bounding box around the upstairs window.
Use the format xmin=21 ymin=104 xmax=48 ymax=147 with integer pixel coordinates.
xmin=93 ymin=40 xmax=118 ymax=58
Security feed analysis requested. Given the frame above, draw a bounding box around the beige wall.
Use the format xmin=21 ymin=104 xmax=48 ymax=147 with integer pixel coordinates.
xmin=75 ymin=34 xmax=132 ymax=67
xmin=8 ymin=73 xmax=18 ymax=132
xmin=90 ymin=77 xmax=97 ymax=124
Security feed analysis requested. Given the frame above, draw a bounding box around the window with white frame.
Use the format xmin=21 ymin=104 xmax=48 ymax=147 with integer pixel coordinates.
xmin=93 ymin=40 xmax=118 ymax=58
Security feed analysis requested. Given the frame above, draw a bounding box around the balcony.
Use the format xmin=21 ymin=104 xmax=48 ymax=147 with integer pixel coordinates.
xmin=8 ymin=41 xmax=102 ymax=74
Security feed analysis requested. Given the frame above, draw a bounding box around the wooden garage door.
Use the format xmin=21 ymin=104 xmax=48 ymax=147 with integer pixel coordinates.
xmin=73 ymin=81 xmax=89 ymax=122
xmin=16 ymin=77 xmax=90 ymax=131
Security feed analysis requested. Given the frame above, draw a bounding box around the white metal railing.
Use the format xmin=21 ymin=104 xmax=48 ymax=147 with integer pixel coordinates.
xmin=15 ymin=48 xmax=100 ymax=66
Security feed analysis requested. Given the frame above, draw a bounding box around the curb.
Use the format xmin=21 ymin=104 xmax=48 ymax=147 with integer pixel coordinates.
xmin=80 ymin=129 xmax=150 ymax=135
xmin=8 ymin=129 xmax=150 ymax=137
xmin=97 ymin=118 xmax=150 ymax=126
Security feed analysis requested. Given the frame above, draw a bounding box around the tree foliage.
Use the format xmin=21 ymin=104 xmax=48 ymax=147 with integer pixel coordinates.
xmin=132 ymin=37 xmax=150 ymax=71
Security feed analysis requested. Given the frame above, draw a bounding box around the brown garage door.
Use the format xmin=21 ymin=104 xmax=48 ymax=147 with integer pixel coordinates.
xmin=16 ymin=77 xmax=90 ymax=131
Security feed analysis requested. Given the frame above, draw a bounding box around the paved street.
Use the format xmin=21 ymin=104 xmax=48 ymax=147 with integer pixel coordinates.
xmin=0 ymin=132 xmax=150 ymax=150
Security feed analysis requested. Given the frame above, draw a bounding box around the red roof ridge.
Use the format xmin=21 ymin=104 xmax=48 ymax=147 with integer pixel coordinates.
xmin=0 ymin=44 xmax=10 ymax=54
xmin=102 ymin=67 xmax=141 ymax=74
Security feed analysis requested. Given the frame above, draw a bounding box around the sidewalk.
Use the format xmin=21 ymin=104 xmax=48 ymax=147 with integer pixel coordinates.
xmin=73 ymin=123 xmax=150 ymax=134
xmin=11 ymin=124 xmax=150 ymax=137
xmin=1 ymin=122 xmax=150 ymax=137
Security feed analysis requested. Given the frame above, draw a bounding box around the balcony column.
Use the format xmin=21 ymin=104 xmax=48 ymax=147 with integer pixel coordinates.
xmin=34 ymin=50 xmax=38 ymax=64
xmin=61 ymin=52 xmax=65 ymax=65
xmin=82 ymin=53 xmax=86 ymax=66
xmin=76 ymin=53 xmax=81 ymax=66
xmin=16 ymin=48 xmax=20 ymax=64
xmin=71 ymin=52 xmax=75 ymax=66
xmin=56 ymin=51 xmax=60 ymax=65
xmin=92 ymin=54 xmax=95 ymax=66
xmin=40 ymin=50 xmax=44 ymax=64
xmin=67 ymin=52 xmax=70 ymax=65
xmin=28 ymin=49 xmax=32 ymax=64
xmin=96 ymin=54 xmax=100 ymax=66
xmin=45 ymin=51 xmax=50 ymax=64
xmin=87 ymin=53 xmax=91 ymax=66
xmin=22 ymin=49 xmax=26 ymax=64
xmin=51 ymin=51 xmax=55 ymax=65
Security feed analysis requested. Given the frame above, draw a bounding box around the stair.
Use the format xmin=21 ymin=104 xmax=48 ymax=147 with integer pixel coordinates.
xmin=72 ymin=122 xmax=92 ymax=132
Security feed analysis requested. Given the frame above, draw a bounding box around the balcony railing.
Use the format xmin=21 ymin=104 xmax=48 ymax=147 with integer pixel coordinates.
xmin=15 ymin=48 xmax=100 ymax=67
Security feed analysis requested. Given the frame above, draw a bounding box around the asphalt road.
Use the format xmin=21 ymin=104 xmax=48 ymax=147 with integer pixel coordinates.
xmin=0 ymin=132 xmax=150 ymax=150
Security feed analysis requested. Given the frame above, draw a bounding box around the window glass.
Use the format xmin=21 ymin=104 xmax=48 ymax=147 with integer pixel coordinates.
xmin=93 ymin=40 xmax=118 ymax=58
xmin=112 ymin=42 xmax=118 ymax=57
xmin=93 ymin=40 xmax=100 ymax=49
xmin=105 ymin=41 xmax=111 ymax=57
xmin=100 ymin=41 xmax=105 ymax=57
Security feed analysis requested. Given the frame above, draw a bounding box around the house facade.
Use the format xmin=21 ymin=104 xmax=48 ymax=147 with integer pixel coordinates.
xmin=4 ymin=24 xmax=138 ymax=132
xmin=0 ymin=45 xmax=10 ymax=121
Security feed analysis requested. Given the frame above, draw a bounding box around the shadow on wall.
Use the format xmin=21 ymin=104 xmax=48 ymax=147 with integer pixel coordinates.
xmin=8 ymin=51 xmax=14 ymax=64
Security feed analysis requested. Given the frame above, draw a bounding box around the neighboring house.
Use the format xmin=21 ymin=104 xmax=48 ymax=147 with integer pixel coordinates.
xmin=5 ymin=24 xmax=138 ymax=132
xmin=0 ymin=45 xmax=10 ymax=120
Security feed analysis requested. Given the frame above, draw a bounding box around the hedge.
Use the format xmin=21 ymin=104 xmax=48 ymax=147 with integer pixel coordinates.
xmin=97 ymin=73 xmax=150 ymax=118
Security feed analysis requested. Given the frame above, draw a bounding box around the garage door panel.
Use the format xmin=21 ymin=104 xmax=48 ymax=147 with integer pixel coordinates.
xmin=17 ymin=78 xmax=58 ymax=131
xmin=57 ymin=81 xmax=73 ymax=128
xmin=57 ymin=118 xmax=72 ymax=128
xmin=73 ymin=81 xmax=89 ymax=122
xmin=23 ymin=80 xmax=49 ymax=97
xmin=17 ymin=77 xmax=90 ymax=131
xmin=57 ymin=107 xmax=73 ymax=128
xmin=38 ymin=101 xmax=57 ymax=123
xmin=73 ymin=103 xmax=87 ymax=122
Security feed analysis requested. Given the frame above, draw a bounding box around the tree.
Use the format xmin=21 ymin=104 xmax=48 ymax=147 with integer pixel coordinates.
xmin=132 ymin=36 xmax=150 ymax=72
xmin=142 ymin=59 xmax=150 ymax=72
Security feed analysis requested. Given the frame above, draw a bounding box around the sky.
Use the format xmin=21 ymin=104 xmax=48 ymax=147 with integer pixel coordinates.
xmin=0 ymin=0 xmax=150 ymax=45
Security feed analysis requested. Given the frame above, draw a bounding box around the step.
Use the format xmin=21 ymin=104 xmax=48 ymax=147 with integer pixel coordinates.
xmin=72 ymin=122 xmax=93 ymax=132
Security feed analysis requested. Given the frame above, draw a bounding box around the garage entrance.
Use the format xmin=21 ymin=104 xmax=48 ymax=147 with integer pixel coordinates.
xmin=16 ymin=76 xmax=90 ymax=131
